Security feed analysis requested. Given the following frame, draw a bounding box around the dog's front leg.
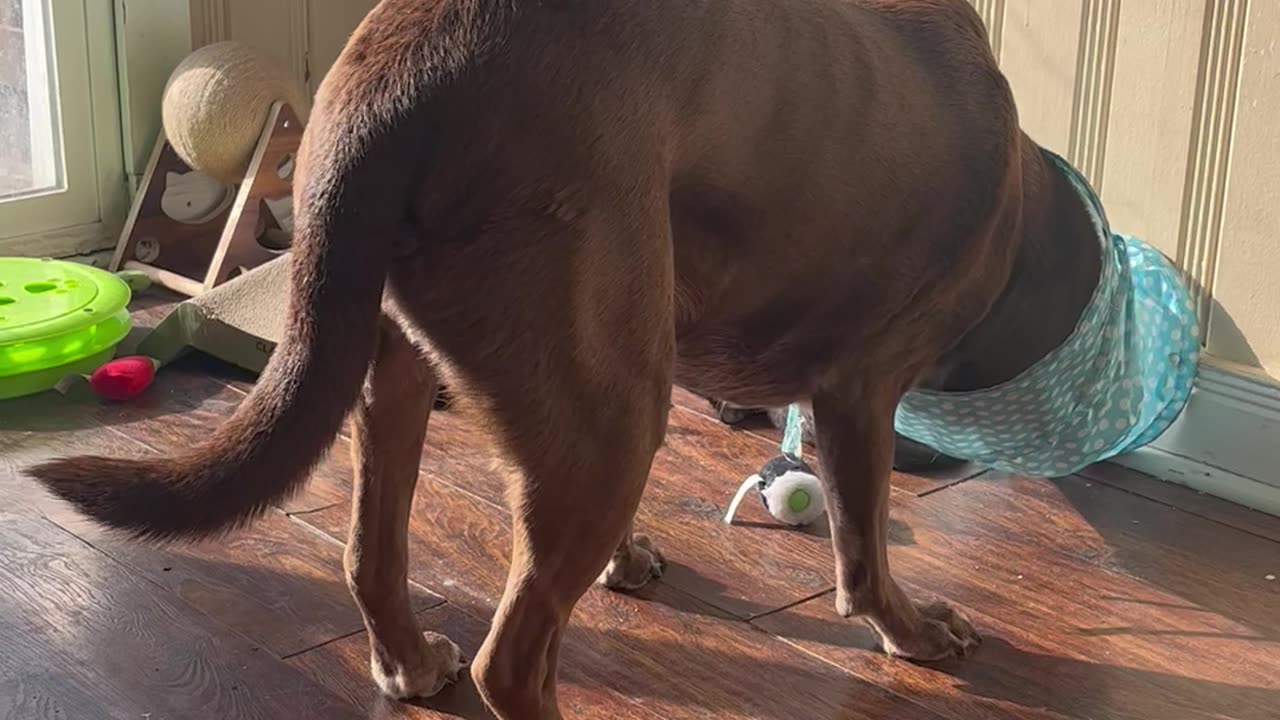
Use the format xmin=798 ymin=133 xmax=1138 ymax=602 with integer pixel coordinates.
xmin=811 ymin=382 xmax=981 ymax=661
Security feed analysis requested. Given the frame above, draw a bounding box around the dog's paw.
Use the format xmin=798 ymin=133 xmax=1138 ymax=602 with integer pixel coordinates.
xmin=597 ymin=533 xmax=665 ymax=591
xmin=881 ymin=601 xmax=982 ymax=662
xmin=372 ymin=632 xmax=466 ymax=700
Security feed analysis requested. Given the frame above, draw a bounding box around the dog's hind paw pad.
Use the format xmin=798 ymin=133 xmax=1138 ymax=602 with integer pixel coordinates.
xmin=883 ymin=601 xmax=982 ymax=662
xmin=372 ymin=632 xmax=465 ymax=700
xmin=597 ymin=533 xmax=665 ymax=591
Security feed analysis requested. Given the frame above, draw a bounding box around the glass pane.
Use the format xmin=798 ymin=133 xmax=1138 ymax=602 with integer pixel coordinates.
xmin=0 ymin=0 xmax=63 ymax=201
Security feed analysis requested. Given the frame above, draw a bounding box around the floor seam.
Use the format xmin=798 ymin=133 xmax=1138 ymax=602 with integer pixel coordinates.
xmin=750 ymin=626 xmax=951 ymax=720
xmin=284 ymin=502 xmax=344 ymax=518
xmin=286 ymin=511 xmax=349 ymax=548
xmin=915 ymin=468 xmax=991 ymax=498
xmin=745 ymin=588 xmax=835 ymax=623
xmin=283 ymin=511 xmax=447 ymax=612
xmin=279 ymin=626 xmax=367 ymax=661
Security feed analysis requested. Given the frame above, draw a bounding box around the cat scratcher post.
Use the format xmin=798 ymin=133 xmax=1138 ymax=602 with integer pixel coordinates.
xmin=109 ymin=102 xmax=302 ymax=297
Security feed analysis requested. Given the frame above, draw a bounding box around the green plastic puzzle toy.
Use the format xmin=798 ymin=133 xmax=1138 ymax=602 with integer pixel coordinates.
xmin=0 ymin=257 xmax=133 ymax=400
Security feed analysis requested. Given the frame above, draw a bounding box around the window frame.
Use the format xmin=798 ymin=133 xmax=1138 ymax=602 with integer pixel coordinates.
xmin=0 ymin=0 xmax=125 ymax=258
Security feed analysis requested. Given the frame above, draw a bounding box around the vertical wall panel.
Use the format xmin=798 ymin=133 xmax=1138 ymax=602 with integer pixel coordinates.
xmin=1067 ymin=0 xmax=1120 ymax=188
xmin=1100 ymin=1 xmax=1206 ymax=260
xmin=1208 ymin=0 xmax=1280 ymax=374
xmin=999 ymin=1 xmax=1084 ymax=153
xmin=1179 ymin=0 xmax=1249 ymax=365
xmin=189 ymin=0 xmax=227 ymax=47
xmin=305 ymin=0 xmax=378 ymax=94
xmin=220 ymin=0 xmax=307 ymax=88
xmin=971 ymin=0 xmax=1006 ymax=59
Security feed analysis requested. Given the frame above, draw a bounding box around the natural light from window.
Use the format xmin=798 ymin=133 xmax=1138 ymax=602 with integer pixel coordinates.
xmin=0 ymin=0 xmax=63 ymax=202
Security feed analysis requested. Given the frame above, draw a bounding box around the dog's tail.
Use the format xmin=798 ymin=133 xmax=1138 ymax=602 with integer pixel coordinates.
xmin=29 ymin=168 xmax=397 ymax=541
xmin=25 ymin=0 xmax=506 ymax=541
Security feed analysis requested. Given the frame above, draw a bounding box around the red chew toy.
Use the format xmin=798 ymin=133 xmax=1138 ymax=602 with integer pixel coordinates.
xmin=88 ymin=356 xmax=159 ymax=401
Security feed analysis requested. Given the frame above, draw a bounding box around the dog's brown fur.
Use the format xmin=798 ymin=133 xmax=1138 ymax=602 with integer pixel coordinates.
xmin=30 ymin=1 xmax=1105 ymax=717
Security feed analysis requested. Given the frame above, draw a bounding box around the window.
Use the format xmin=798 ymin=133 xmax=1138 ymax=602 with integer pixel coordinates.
xmin=0 ymin=0 xmax=123 ymax=254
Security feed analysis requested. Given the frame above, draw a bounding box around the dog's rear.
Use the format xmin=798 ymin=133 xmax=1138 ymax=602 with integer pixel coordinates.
xmin=29 ymin=0 xmax=513 ymax=539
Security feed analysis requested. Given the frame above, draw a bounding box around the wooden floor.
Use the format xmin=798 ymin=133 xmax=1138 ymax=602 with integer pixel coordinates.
xmin=3 ymin=291 xmax=1279 ymax=719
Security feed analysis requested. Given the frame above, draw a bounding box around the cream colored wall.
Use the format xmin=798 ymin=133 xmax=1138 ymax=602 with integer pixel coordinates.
xmin=117 ymin=0 xmax=192 ymax=185
xmin=188 ymin=0 xmax=377 ymax=94
xmin=973 ymin=0 xmax=1278 ymax=380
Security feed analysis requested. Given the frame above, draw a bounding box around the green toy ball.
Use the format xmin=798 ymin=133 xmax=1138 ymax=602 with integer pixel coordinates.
xmin=0 ymin=257 xmax=133 ymax=400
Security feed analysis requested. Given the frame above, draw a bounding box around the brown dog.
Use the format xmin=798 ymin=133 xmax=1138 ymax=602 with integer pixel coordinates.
xmin=31 ymin=1 xmax=1104 ymax=717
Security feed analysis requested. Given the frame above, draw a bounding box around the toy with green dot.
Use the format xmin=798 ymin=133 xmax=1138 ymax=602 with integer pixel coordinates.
xmin=0 ymin=257 xmax=159 ymax=402
xmin=723 ymin=404 xmax=827 ymax=527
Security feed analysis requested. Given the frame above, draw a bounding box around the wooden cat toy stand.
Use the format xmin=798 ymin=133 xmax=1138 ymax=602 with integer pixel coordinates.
xmin=109 ymin=102 xmax=302 ymax=297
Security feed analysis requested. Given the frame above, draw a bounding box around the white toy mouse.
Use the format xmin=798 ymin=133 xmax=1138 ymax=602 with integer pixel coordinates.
xmin=723 ymin=404 xmax=826 ymax=527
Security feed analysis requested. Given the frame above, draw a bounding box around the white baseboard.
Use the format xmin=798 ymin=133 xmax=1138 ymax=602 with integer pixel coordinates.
xmin=1113 ymin=360 xmax=1280 ymax=517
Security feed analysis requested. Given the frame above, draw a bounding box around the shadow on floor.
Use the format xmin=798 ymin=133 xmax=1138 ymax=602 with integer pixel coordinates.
xmin=28 ymin=532 xmax=1272 ymax=720
xmin=747 ymin=589 xmax=1280 ymax=720
xmin=0 ymin=353 xmax=248 ymax=432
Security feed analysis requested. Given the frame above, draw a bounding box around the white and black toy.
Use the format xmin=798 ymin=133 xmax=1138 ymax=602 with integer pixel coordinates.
xmin=723 ymin=404 xmax=826 ymax=527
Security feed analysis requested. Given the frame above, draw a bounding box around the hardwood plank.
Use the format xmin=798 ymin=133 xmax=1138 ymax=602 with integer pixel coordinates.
xmin=635 ymin=407 xmax=839 ymax=616
xmin=79 ymin=356 xmax=345 ymax=514
xmin=292 ymin=587 xmax=950 ymax=720
xmin=0 ymin=509 xmax=362 ymax=719
xmin=289 ymin=603 xmax=664 ymax=720
xmin=925 ymin=474 xmax=1280 ymax=637
xmin=4 ymin=412 xmax=438 ymax=660
xmin=311 ymin=398 xmax=830 ymax=618
xmin=412 ymin=398 xmax=977 ymax=620
xmin=0 ymin=405 xmax=159 ymax=516
xmin=1 ymin=675 xmax=115 ymax=720
xmin=1078 ymin=461 xmax=1280 ymax=544
xmin=53 ymin=508 xmax=443 ymax=658
xmin=288 ymin=439 xmax=361 ymax=513
xmin=752 ymin=474 xmax=1280 ymax=720
xmin=296 ymin=473 xmax=511 ymax=621
xmin=757 ymin=585 xmax=1279 ymax=720
xmin=126 ymin=287 xmax=184 ymax=323
xmin=373 ymin=399 xmax=845 ymax=619
xmin=65 ymin=384 xmax=343 ymax=515
xmin=293 ymin=449 xmax=955 ymax=717
xmin=7 ymin=291 xmax=1278 ymax=719
xmin=307 ymin=400 xmax=924 ymax=620
xmin=560 ymin=580 xmax=946 ymax=719
xmin=88 ymin=355 xmax=250 ymax=434
xmin=1050 ymin=473 xmax=1280 ymax=636
xmin=616 ymin=406 xmax=953 ymax=617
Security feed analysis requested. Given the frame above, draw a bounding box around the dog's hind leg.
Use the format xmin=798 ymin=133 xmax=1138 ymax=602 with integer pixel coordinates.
xmin=811 ymin=379 xmax=982 ymax=661
xmin=345 ymin=315 xmax=463 ymax=700
xmin=424 ymin=203 xmax=673 ymax=719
